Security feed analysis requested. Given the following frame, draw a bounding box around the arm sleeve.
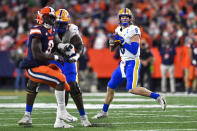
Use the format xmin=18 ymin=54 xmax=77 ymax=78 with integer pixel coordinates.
xmin=122 ymin=42 xmax=139 ymax=55
xmin=122 ymin=26 xmax=141 ymax=55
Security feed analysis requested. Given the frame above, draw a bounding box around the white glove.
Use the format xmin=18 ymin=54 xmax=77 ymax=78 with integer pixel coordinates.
xmin=68 ymin=53 xmax=80 ymax=63
xmin=58 ymin=43 xmax=68 ymax=50
xmin=54 ymin=55 xmax=64 ymax=63
xmin=58 ymin=43 xmax=75 ymax=56
xmin=192 ymin=60 xmax=197 ymax=65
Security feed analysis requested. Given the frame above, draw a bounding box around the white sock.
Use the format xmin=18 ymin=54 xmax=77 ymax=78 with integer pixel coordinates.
xmin=55 ymin=90 xmax=65 ymax=112
xmin=25 ymin=111 xmax=31 ymax=116
xmin=80 ymin=115 xmax=87 ymax=119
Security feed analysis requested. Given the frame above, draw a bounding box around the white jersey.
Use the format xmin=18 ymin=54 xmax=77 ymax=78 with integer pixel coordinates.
xmin=115 ymin=25 xmax=141 ymax=61
xmin=55 ymin=24 xmax=81 ymax=56
xmin=55 ymin=24 xmax=80 ymax=43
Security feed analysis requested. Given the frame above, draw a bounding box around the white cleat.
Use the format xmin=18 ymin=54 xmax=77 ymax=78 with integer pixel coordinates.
xmin=156 ymin=96 xmax=167 ymax=111
xmin=64 ymin=110 xmax=78 ymax=122
xmin=92 ymin=110 xmax=108 ymax=119
xmin=81 ymin=115 xmax=92 ymax=127
xmin=57 ymin=110 xmax=74 ymax=122
xmin=54 ymin=119 xmax=74 ymax=128
xmin=56 ymin=109 xmax=78 ymax=122
xmin=18 ymin=114 xmax=32 ymax=127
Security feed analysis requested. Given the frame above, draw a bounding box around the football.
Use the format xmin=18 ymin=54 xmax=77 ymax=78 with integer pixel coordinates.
xmin=109 ymin=38 xmax=120 ymax=52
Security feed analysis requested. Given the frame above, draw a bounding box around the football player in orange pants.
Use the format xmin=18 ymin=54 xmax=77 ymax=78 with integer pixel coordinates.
xmin=18 ymin=7 xmax=73 ymax=128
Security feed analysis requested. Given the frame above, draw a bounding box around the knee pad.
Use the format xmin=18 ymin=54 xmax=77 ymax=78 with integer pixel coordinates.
xmin=26 ymin=79 xmax=39 ymax=94
xmin=69 ymin=82 xmax=82 ymax=97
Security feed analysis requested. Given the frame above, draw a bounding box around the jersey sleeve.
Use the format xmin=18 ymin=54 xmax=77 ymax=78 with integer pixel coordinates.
xmin=128 ymin=25 xmax=141 ymax=38
xmin=115 ymin=26 xmax=121 ymax=34
xmin=69 ymin=24 xmax=80 ymax=38
xmin=29 ymin=27 xmax=42 ymax=39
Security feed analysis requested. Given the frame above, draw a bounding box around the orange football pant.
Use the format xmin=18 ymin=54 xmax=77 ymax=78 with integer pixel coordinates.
xmin=25 ymin=64 xmax=70 ymax=91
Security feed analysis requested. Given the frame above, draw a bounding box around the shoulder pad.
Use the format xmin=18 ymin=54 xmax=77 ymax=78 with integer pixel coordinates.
xmin=68 ymin=24 xmax=79 ymax=32
xmin=30 ymin=28 xmax=41 ymax=35
xmin=127 ymin=25 xmax=141 ymax=38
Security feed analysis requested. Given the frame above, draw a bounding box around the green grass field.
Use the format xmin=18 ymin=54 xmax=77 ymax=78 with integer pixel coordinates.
xmin=0 ymin=91 xmax=197 ymax=131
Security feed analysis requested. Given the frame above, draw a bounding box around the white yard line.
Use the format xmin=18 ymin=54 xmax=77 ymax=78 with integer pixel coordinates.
xmin=83 ymin=92 xmax=197 ymax=97
xmin=0 ymin=96 xmax=18 ymax=99
xmin=0 ymin=121 xmax=197 ymax=126
xmin=78 ymin=98 xmax=153 ymax=102
xmin=0 ymin=114 xmax=190 ymax=120
xmin=0 ymin=103 xmax=197 ymax=109
xmin=127 ymin=129 xmax=197 ymax=131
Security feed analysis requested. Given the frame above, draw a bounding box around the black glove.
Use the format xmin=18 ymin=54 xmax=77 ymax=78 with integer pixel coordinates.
xmin=64 ymin=44 xmax=73 ymax=52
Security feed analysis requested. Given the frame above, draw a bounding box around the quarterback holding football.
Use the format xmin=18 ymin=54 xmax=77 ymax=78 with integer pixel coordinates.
xmin=93 ymin=8 xmax=167 ymax=119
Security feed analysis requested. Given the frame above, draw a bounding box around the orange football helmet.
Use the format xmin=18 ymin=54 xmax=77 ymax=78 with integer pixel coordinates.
xmin=37 ymin=6 xmax=56 ymax=29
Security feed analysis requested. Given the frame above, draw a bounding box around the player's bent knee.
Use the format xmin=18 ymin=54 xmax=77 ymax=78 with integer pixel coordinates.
xmin=26 ymin=79 xmax=39 ymax=94
xmin=107 ymin=87 xmax=115 ymax=95
xmin=69 ymin=82 xmax=82 ymax=98
xmin=56 ymin=82 xmax=65 ymax=91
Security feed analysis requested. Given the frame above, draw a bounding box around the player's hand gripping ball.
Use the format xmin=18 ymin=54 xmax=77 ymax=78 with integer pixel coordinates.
xmin=109 ymin=33 xmax=121 ymax=51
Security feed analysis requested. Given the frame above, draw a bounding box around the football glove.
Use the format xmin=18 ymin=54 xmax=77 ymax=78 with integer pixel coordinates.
xmin=67 ymin=53 xmax=80 ymax=63
xmin=58 ymin=43 xmax=75 ymax=57
xmin=54 ymin=55 xmax=64 ymax=63
xmin=113 ymin=34 xmax=125 ymax=45
xmin=192 ymin=60 xmax=197 ymax=65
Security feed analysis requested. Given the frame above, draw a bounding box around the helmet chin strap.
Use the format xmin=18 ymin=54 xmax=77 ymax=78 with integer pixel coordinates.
xmin=43 ymin=23 xmax=52 ymax=29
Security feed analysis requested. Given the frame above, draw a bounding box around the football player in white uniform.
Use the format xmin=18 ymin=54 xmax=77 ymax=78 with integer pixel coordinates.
xmin=51 ymin=9 xmax=91 ymax=127
xmin=93 ymin=8 xmax=166 ymax=119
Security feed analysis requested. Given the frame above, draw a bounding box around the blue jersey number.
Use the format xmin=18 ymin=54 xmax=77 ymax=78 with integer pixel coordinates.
xmin=120 ymin=47 xmax=125 ymax=54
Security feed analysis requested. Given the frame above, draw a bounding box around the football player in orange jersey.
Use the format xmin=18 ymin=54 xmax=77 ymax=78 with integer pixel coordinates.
xmin=18 ymin=7 xmax=73 ymax=128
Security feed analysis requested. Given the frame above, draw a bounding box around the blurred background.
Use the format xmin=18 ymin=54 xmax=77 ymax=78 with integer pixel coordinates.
xmin=0 ymin=0 xmax=197 ymax=93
